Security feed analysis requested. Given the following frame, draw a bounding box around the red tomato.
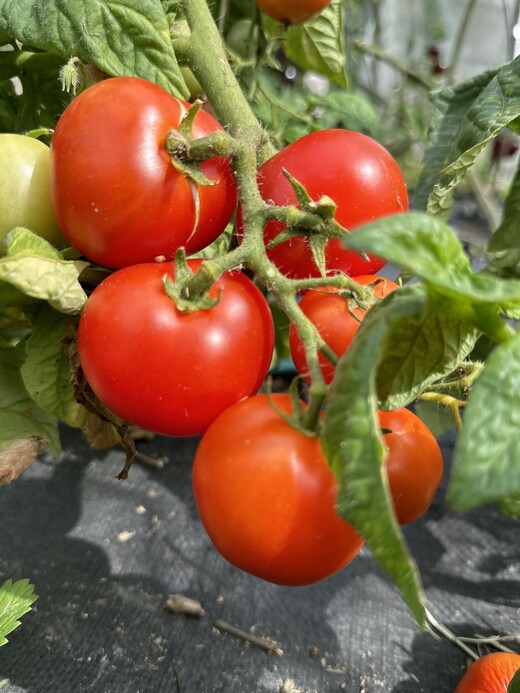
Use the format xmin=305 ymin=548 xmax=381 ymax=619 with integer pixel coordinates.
xmin=50 ymin=77 xmax=237 ymax=269
xmin=455 ymin=652 xmax=520 ymax=693
xmin=380 ymin=408 xmax=443 ymax=525
xmin=255 ymin=0 xmax=332 ymax=24
xmin=193 ymin=393 xmax=364 ymax=586
xmin=237 ymin=129 xmax=408 ymax=278
xmin=77 ymin=261 xmax=274 ymax=437
xmin=289 ymin=275 xmax=398 ymax=384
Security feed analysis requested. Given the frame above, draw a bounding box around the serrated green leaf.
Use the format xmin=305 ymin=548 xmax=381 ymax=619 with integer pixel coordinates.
xmin=0 ymin=0 xmax=188 ymax=99
xmin=285 ymin=0 xmax=347 ymax=88
xmin=342 ymin=213 xmax=520 ymax=328
xmin=448 ymin=333 xmax=520 ymax=511
xmin=0 ymin=342 xmax=60 ymax=466
xmin=0 ymin=579 xmax=38 ymax=647
xmin=21 ymin=305 xmax=82 ymax=427
xmin=0 ymin=228 xmax=87 ymax=314
xmin=488 ymin=157 xmax=520 ymax=253
xmin=375 ymin=288 xmax=478 ymax=409
xmin=322 ymin=289 xmax=431 ymax=628
xmin=414 ymin=65 xmax=500 ymax=212
xmin=417 ymin=57 xmax=520 ymax=217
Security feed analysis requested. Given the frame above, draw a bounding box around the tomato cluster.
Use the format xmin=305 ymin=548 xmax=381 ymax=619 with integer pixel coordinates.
xmin=44 ymin=76 xmax=442 ymax=587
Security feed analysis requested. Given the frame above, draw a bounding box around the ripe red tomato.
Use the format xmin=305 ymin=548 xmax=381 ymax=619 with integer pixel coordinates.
xmin=193 ymin=393 xmax=364 ymax=586
xmin=289 ymin=275 xmax=398 ymax=384
xmin=237 ymin=129 xmax=408 ymax=279
xmin=255 ymin=0 xmax=332 ymax=24
xmin=77 ymin=261 xmax=274 ymax=437
xmin=380 ymin=408 xmax=443 ymax=525
xmin=50 ymin=77 xmax=237 ymax=269
xmin=455 ymin=652 xmax=520 ymax=693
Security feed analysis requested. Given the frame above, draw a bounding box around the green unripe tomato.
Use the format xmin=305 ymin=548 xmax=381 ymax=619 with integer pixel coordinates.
xmin=0 ymin=134 xmax=66 ymax=254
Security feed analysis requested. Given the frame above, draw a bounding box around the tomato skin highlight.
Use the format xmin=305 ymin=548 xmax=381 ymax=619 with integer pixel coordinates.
xmin=255 ymin=0 xmax=332 ymax=24
xmin=289 ymin=275 xmax=398 ymax=384
xmin=455 ymin=652 xmax=520 ymax=693
xmin=380 ymin=408 xmax=444 ymax=525
xmin=193 ymin=393 xmax=364 ymax=586
xmin=77 ymin=261 xmax=274 ymax=437
xmin=237 ymin=129 xmax=408 ymax=279
xmin=50 ymin=77 xmax=237 ymax=269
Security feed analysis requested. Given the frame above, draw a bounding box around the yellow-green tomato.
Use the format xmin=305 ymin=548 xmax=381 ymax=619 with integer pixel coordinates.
xmin=0 ymin=134 xmax=66 ymax=253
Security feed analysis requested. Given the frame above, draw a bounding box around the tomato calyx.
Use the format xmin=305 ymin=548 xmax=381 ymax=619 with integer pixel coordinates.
xmin=266 ymin=378 xmax=320 ymax=438
xmin=162 ymin=249 xmax=222 ymax=313
xmin=165 ymin=101 xmax=236 ymax=187
xmin=266 ymin=170 xmax=347 ymax=276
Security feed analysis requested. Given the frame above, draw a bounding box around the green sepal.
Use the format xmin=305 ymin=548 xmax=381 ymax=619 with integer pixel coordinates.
xmin=163 ymin=249 xmax=220 ymax=314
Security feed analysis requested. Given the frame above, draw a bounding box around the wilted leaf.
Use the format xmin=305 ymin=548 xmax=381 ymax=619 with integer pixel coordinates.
xmin=0 ymin=228 xmax=87 ymax=314
xmin=0 ymin=437 xmax=46 ymax=484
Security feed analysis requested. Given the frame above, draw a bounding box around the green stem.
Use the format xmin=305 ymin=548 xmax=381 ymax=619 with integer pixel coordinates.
xmin=418 ymin=392 xmax=466 ymax=431
xmin=179 ymin=0 xmax=276 ymax=164
xmin=447 ymin=0 xmax=479 ymax=81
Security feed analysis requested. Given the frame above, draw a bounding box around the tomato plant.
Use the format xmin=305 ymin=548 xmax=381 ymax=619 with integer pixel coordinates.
xmin=0 ymin=134 xmax=65 ymax=252
xmin=49 ymin=77 xmax=237 ymax=269
xmin=289 ymin=275 xmax=399 ymax=383
xmin=237 ymin=130 xmax=408 ymax=278
xmin=255 ymin=0 xmax=332 ymax=25
xmin=379 ymin=407 xmax=443 ymax=525
xmin=77 ymin=260 xmax=274 ymax=437
xmin=454 ymin=652 xmax=520 ymax=693
xmin=192 ymin=393 xmax=364 ymax=586
xmin=1 ymin=0 xmax=520 ymax=681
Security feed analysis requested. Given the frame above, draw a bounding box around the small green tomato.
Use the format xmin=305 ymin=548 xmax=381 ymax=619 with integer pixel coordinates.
xmin=0 ymin=134 xmax=66 ymax=254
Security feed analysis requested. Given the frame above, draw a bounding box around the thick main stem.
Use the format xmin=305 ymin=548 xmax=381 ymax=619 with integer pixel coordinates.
xmin=179 ymin=0 xmax=276 ymax=164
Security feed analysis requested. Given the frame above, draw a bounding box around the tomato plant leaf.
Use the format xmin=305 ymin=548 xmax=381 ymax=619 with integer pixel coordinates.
xmin=413 ymin=64 xmax=500 ymax=213
xmin=317 ymin=91 xmax=378 ymax=135
xmin=0 ymin=228 xmax=87 ymax=315
xmin=0 ymin=579 xmax=38 ymax=647
xmin=488 ymin=157 xmax=520 ymax=253
xmin=342 ymin=213 xmax=520 ymax=326
xmin=285 ymin=0 xmax=347 ymax=88
xmin=376 ymin=292 xmax=478 ymax=409
xmin=427 ymin=55 xmax=520 ymax=218
xmin=322 ymin=288 xmax=431 ymax=628
xmin=20 ymin=305 xmax=82 ymax=428
xmin=447 ymin=332 xmax=520 ymax=511
xmin=0 ymin=0 xmax=188 ymax=99
xmin=0 ymin=341 xmax=61 ymax=479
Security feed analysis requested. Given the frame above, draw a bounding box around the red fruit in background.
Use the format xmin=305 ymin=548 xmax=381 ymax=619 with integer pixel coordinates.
xmin=289 ymin=275 xmax=398 ymax=384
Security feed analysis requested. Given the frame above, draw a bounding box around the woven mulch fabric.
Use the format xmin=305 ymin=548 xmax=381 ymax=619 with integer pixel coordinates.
xmin=0 ymin=426 xmax=518 ymax=693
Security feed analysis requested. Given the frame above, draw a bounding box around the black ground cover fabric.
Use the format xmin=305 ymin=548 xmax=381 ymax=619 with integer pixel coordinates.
xmin=0 ymin=426 xmax=518 ymax=692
